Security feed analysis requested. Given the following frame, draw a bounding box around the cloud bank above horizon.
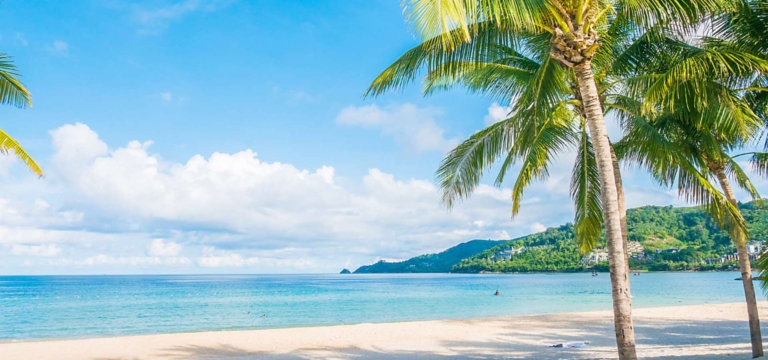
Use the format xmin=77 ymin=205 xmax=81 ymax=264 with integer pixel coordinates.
xmin=6 ymin=95 xmax=754 ymax=275
xmin=1 ymin=119 xmax=575 ymax=274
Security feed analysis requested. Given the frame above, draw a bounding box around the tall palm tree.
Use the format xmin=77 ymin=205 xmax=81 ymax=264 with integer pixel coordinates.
xmin=619 ymin=106 xmax=767 ymax=358
xmin=615 ymin=33 xmax=768 ymax=357
xmin=367 ymin=2 xmax=729 ymax=358
xmin=0 ymin=52 xmax=42 ymax=177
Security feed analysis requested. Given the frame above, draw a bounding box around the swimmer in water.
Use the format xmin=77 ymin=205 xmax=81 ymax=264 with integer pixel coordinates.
xmin=494 ymin=290 xmax=500 ymax=296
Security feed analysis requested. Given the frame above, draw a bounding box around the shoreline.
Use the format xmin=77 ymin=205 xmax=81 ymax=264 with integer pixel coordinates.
xmin=1 ymin=302 xmax=765 ymax=359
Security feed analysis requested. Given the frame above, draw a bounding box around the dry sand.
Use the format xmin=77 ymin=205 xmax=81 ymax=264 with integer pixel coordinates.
xmin=1 ymin=302 xmax=766 ymax=359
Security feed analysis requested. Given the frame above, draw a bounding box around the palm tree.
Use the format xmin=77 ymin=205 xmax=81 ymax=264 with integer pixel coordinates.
xmin=619 ymin=105 xmax=767 ymax=358
xmin=367 ymin=2 xmax=729 ymax=358
xmin=0 ymin=52 xmax=42 ymax=177
xmin=615 ymin=33 xmax=768 ymax=357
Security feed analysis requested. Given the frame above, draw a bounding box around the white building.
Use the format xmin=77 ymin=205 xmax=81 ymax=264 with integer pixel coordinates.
xmin=584 ymin=249 xmax=609 ymax=264
xmin=747 ymin=241 xmax=764 ymax=256
xmin=495 ymin=247 xmax=524 ymax=260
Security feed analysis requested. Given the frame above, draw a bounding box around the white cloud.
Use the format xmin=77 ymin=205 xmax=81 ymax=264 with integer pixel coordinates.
xmin=46 ymin=40 xmax=69 ymax=56
xmin=0 ymin=198 xmax=83 ymax=229
xmin=335 ymin=103 xmax=459 ymax=153
xmin=51 ymin=123 xmax=109 ymax=177
xmin=10 ymin=244 xmax=61 ymax=257
xmin=197 ymin=247 xmax=315 ymax=269
xmin=0 ymin=122 xmax=652 ymax=273
xmin=484 ymin=102 xmax=512 ymax=125
xmin=125 ymin=0 xmax=234 ymax=34
xmin=530 ymin=222 xmax=547 ymax=233
xmin=0 ymin=154 xmax=17 ymax=176
xmin=78 ymin=254 xmax=191 ymax=266
xmin=3 ymin=119 xmax=766 ymax=274
xmin=24 ymin=122 xmax=551 ymax=270
xmin=147 ymin=239 xmax=182 ymax=257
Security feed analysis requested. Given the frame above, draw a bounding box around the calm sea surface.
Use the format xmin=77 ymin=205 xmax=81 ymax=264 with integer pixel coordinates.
xmin=0 ymin=272 xmax=757 ymax=340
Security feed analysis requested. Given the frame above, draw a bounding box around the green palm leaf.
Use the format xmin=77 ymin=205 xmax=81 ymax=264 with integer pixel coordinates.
xmin=571 ymin=124 xmax=603 ymax=253
xmin=0 ymin=53 xmax=31 ymax=108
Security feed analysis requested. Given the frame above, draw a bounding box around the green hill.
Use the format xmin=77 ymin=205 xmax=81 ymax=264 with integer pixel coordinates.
xmin=353 ymin=240 xmax=505 ymax=273
xmin=453 ymin=201 xmax=768 ymax=273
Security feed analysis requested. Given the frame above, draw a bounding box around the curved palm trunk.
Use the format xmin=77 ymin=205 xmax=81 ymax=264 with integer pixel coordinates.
xmin=575 ymin=62 xmax=637 ymax=360
xmin=713 ymin=166 xmax=764 ymax=358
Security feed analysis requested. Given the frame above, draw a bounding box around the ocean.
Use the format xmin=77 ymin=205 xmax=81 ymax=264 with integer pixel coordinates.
xmin=0 ymin=272 xmax=755 ymax=341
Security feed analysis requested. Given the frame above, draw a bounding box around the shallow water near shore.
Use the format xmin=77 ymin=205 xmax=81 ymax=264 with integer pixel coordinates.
xmin=0 ymin=272 xmax=757 ymax=340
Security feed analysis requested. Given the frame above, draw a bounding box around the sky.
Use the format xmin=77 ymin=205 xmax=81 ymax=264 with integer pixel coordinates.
xmin=0 ymin=0 xmax=765 ymax=275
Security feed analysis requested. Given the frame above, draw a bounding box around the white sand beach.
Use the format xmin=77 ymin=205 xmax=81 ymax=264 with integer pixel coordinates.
xmin=1 ymin=302 xmax=765 ymax=359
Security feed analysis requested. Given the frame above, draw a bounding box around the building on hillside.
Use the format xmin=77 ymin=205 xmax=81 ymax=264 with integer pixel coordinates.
xmin=494 ymin=247 xmax=524 ymax=260
xmin=747 ymin=241 xmax=765 ymax=256
xmin=706 ymin=251 xmax=762 ymax=264
xmin=655 ymin=248 xmax=678 ymax=254
xmin=627 ymin=241 xmax=644 ymax=259
xmin=704 ymin=257 xmax=724 ymax=265
xmin=583 ymin=249 xmax=609 ymax=264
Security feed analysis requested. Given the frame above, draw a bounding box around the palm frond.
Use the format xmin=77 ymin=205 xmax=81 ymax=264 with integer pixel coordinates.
xmin=402 ymin=0 xmax=544 ymax=49
xmin=571 ymin=125 xmax=603 ymax=253
xmin=0 ymin=128 xmax=43 ymax=177
xmin=506 ymin=114 xmax=575 ymax=217
xmin=436 ymin=118 xmax=514 ymax=209
xmin=750 ymin=152 xmax=768 ymax=177
xmin=0 ymin=53 xmax=32 ymax=108
xmin=725 ymin=155 xmax=762 ymax=204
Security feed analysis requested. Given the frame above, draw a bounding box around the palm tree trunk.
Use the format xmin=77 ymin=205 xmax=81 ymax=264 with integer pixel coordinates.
xmin=713 ymin=166 xmax=764 ymax=358
xmin=611 ymin=145 xmax=630 ymax=277
xmin=574 ymin=62 xmax=636 ymax=360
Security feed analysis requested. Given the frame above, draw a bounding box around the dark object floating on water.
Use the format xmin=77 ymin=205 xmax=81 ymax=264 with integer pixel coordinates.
xmin=735 ymin=276 xmax=765 ymax=281
xmin=340 ymin=269 xmax=352 ymax=274
xmin=547 ymin=341 xmax=590 ymax=348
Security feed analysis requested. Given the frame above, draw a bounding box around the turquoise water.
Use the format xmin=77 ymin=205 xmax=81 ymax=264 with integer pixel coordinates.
xmin=0 ymin=272 xmax=757 ymax=340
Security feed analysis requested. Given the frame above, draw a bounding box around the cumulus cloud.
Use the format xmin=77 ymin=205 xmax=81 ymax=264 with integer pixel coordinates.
xmin=147 ymin=239 xmax=182 ymax=257
xmin=4 ymin=118 xmax=767 ymax=274
xmin=484 ymin=102 xmax=512 ymax=125
xmin=0 ymin=154 xmax=17 ymax=176
xmin=78 ymin=254 xmax=191 ymax=266
xmin=0 ymin=122 xmax=595 ymax=273
xmin=197 ymin=247 xmax=315 ymax=269
xmin=11 ymin=244 xmax=61 ymax=257
xmin=0 ymin=198 xmax=83 ymax=229
xmin=335 ymin=103 xmax=459 ymax=153
xmin=530 ymin=222 xmax=547 ymax=233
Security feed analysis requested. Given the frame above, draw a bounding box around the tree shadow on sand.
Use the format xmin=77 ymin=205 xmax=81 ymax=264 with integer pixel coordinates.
xmin=155 ymin=318 xmax=765 ymax=359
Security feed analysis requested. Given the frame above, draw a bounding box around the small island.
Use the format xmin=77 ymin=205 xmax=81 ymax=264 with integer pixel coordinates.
xmin=339 ymin=269 xmax=351 ymax=274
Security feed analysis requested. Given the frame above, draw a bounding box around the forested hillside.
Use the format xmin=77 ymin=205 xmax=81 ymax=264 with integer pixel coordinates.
xmin=452 ymin=201 xmax=768 ymax=273
xmin=353 ymin=240 xmax=504 ymax=273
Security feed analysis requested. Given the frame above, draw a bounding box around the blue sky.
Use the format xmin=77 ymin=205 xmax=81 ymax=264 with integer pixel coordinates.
xmin=1 ymin=0 xmax=764 ymax=274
